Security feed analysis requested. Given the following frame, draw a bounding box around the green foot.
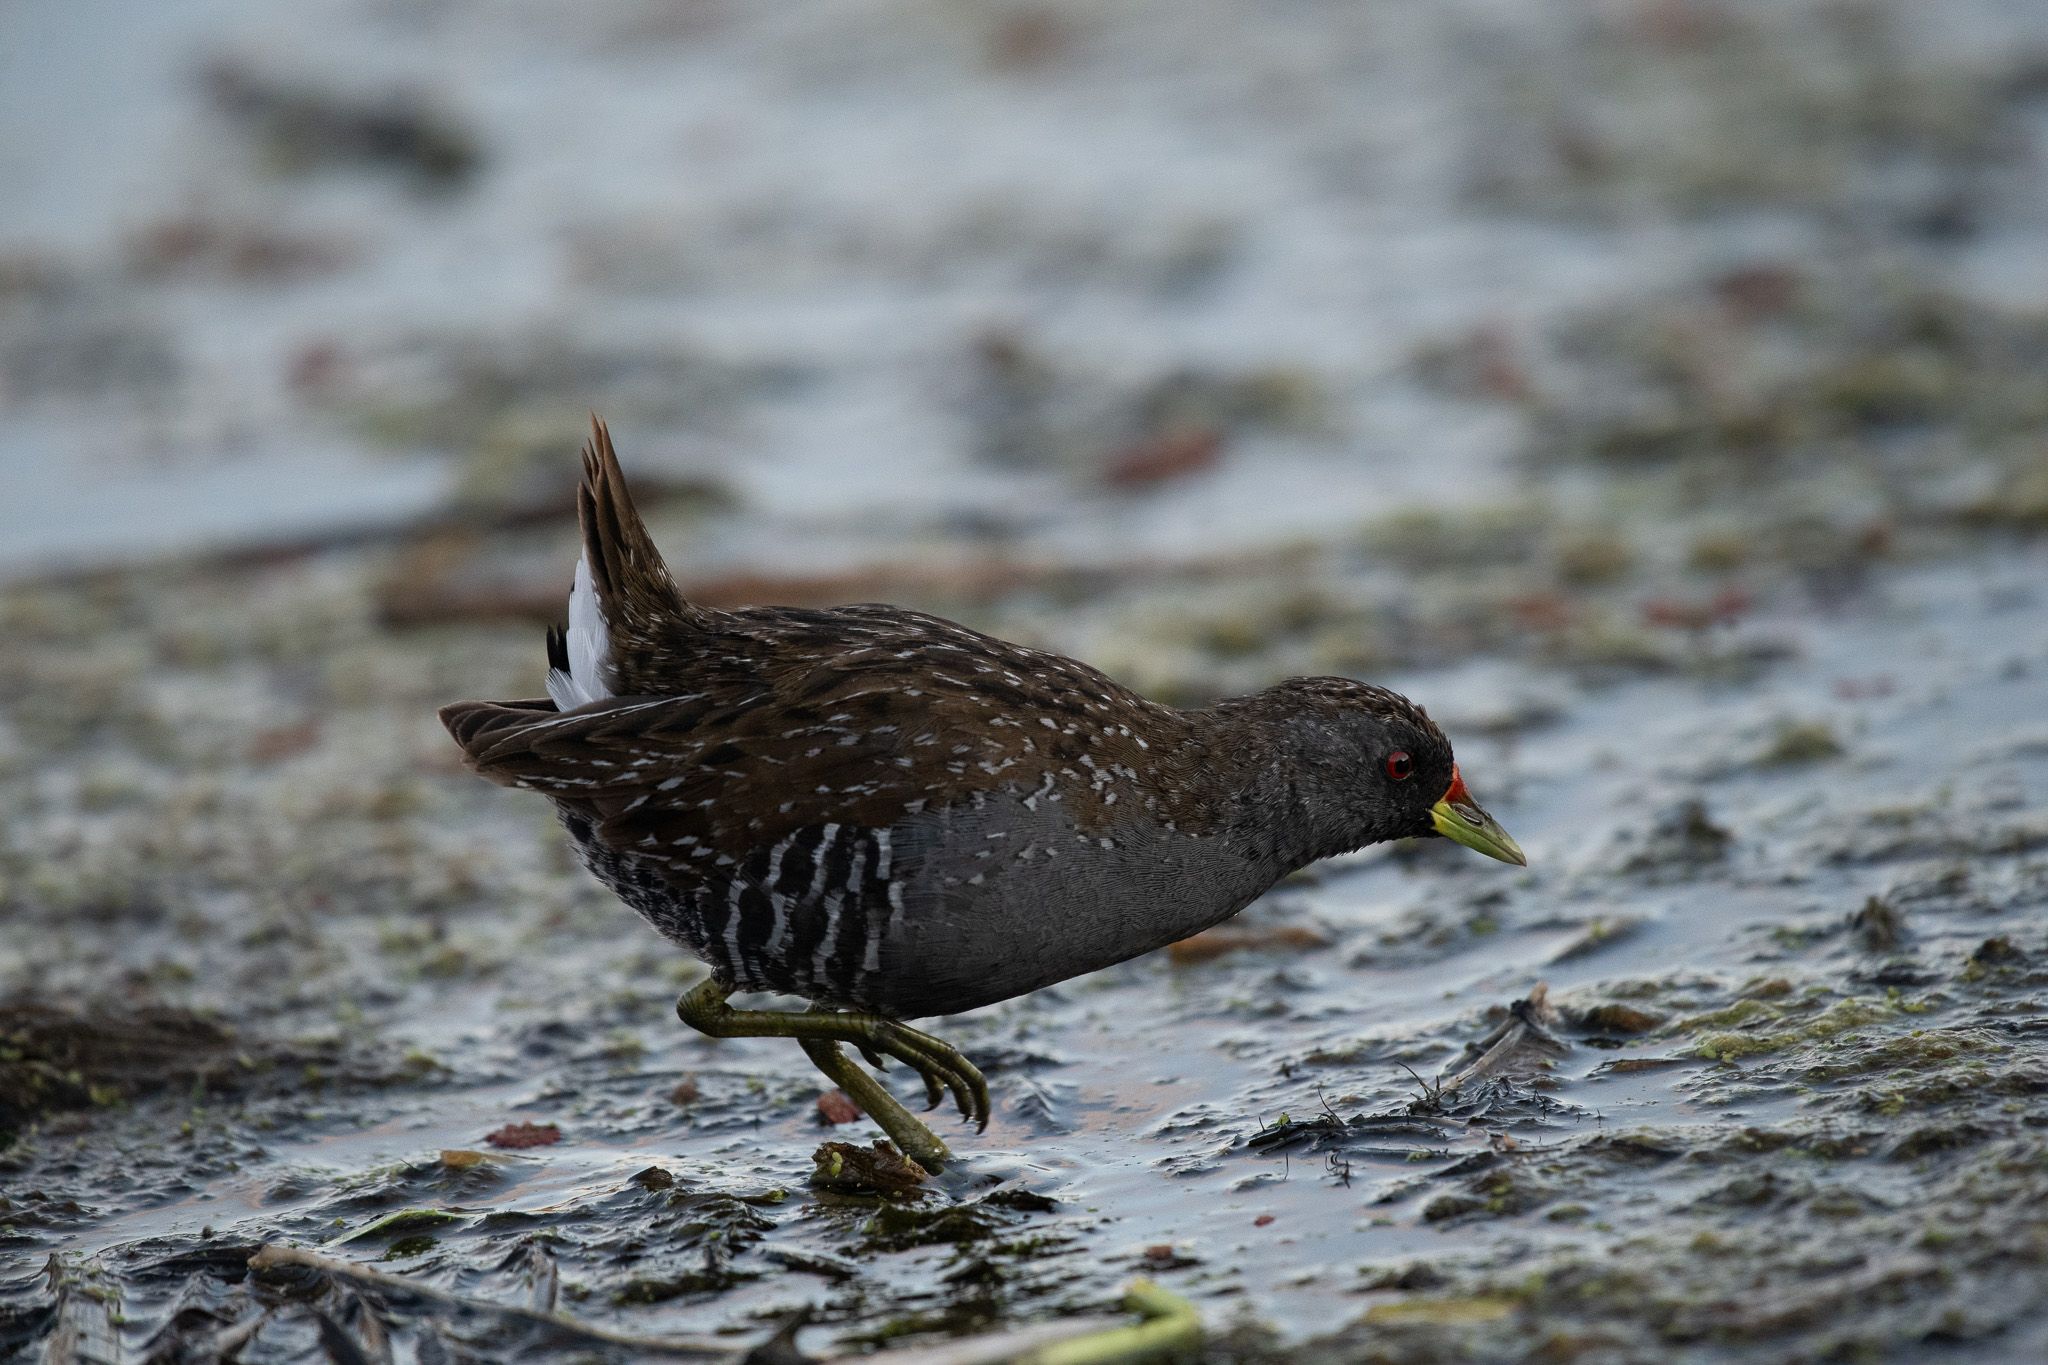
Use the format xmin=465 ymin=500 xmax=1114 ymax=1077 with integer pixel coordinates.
xmin=676 ymin=977 xmax=990 ymax=1171
xmin=800 ymin=1038 xmax=949 ymax=1170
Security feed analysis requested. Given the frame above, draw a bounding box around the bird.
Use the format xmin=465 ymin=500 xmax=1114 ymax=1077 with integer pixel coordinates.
xmin=439 ymin=417 xmax=1525 ymax=1169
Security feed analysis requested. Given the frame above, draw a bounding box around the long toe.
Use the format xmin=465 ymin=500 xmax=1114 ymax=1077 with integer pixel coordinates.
xmin=891 ymin=1034 xmax=961 ymax=1114
xmin=861 ymin=1021 xmax=974 ymax=1119
xmin=916 ymin=1065 xmax=947 ymax=1111
xmin=953 ymin=1055 xmax=990 ymax=1131
xmin=933 ymin=1059 xmax=976 ymax=1122
xmin=967 ymin=1067 xmax=991 ymax=1132
xmin=929 ymin=1043 xmax=988 ymax=1129
xmin=918 ymin=1039 xmax=987 ymax=1129
xmin=897 ymin=1034 xmax=978 ymax=1122
xmin=894 ymin=1032 xmax=984 ymax=1127
xmin=946 ymin=1058 xmax=985 ymax=1129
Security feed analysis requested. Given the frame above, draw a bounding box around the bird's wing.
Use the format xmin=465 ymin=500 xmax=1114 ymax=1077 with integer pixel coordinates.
xmin=438 ymin=676 xmax=1035 ymax=860
xmin=441 ymin=601 xmax=1179 ymax=860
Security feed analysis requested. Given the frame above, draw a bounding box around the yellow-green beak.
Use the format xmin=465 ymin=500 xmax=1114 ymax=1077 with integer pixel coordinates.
xmin=1430 ymin=766 xmax=1526 ymax=866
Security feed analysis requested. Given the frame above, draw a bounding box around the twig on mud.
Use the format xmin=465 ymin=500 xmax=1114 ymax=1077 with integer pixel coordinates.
xmin=1437 ymin=983 xmax=1570 ymax=1097
xmin=1396 ymin=1061 xmax=1445 ymax=1108
xmin=41 ymin=1255 xmax=121 ymax=1365
xmin=747 ymin=1306 xmax=812 ymax=1365
xmin=523 ymin=1242 xmax=559 ymax=1315
xmin=825 ymin=1318 xmax=1117 ymax=1365
xmin=247 ymin=1244 xmax=733 ymax=1359
xmin=198 ymin=1311 xmax=270 ymax=1361
xmin=1025 ymin=1281 xmax=1201 ymax=1365
xmin=313 ymin=1306 xmax=382 ymax=1365
xmin=892 ymin=1281 xmax=1198 ymax=1365
xmin=1314 ymin=1082 xmax=1342 ymax=1123
xmin=823 ymin=1284 xmax=1198 ymax=1365
xmin=246 ymin=1246 xmax=1201 ymax=1365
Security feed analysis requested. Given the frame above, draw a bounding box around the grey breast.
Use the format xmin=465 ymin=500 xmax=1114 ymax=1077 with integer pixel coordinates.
xmin=865 ymin=791 xmax=1275 ymax=1019
xmin=562 ymin=792 xmax=1275 ymax=1021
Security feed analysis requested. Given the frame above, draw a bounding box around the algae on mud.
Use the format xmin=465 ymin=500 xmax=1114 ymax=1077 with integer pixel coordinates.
xmin=6 ymin=526 xmax=2045 ymax=1360
xmin=7 ymin=0 xmax=2048 ymax=1360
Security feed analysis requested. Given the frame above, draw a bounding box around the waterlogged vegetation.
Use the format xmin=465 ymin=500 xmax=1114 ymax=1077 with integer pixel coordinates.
xmin=5 ymin=406 xmax=2046 ymax=1362
xmin=6 ymin=0 xmax=2048 ymax=1360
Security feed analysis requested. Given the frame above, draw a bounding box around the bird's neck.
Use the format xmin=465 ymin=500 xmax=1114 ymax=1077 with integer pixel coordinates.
xmin=1181 ymin=693 xmax=1372 ymax=875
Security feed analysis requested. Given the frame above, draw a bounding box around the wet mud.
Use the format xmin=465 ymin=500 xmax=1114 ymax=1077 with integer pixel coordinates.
xmin=6 ymin=1 xmax=2048 ymax=1361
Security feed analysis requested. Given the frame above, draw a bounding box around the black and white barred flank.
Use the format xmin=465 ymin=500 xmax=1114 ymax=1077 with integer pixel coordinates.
xmin=562 ymin=809 xmax=902 ymax=1006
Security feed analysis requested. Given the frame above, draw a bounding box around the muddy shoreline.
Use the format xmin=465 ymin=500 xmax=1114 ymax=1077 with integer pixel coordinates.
xmin=6 ymin=1 xmax=2048 ymax=1359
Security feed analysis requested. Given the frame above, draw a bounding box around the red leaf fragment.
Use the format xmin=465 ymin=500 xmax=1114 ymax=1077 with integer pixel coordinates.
xmin=817 ymin=1090 xmax=863 ymax=1125
xmin=1643 ymin=587 xmax=1750 ymax=632
xmin=1104 ymin=428 xmax=1224 ymax=488
xmin=247 ymin=721 xmax=322 ymax=764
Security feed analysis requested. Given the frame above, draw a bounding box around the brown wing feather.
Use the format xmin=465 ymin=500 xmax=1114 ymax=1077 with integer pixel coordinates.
xmin=439 ymin=608 xmax=1199 ymax=865
xmin=441 ymin=420 xmax=1205 ymax=867
xmin=575 ymin=415 xmax=712 ymax=688
xmin=441 ymin=689 xmax=979 ymax=854
xmin=439 ymin=697 xmax=556 ymax=773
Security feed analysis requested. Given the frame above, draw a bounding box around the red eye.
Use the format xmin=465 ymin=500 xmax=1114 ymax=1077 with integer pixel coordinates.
xmin=1386 ymin=750 xmax=1413 ymax=781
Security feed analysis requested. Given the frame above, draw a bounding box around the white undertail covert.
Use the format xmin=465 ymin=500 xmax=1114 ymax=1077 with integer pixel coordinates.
xmin=546 ymin=554 xmax=614 ymax=710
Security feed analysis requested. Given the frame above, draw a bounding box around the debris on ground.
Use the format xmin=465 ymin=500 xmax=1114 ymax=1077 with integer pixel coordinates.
xmin=816 ymin=1091 xmax=864 ymax=1126
xmin=809 ymin=1141 xmax=931 ymax=1199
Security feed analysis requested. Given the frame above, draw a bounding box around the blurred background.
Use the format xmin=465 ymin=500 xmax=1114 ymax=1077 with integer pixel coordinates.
xmin=9 ymin=0 xmax=2042 ymax=596
xmin=7 ymin=1 xmax=2048 ymax=1360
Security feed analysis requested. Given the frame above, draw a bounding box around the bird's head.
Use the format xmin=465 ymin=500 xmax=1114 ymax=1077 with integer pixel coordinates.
xmin=1252 ymin=677 xmax=1526 ymax=867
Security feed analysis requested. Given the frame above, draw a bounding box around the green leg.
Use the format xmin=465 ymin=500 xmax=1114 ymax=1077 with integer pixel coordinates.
xmin=799 ymin=1038 xmax=949 ymax=1171
xmin=676 ymin=977 xmax=989 ymax=1171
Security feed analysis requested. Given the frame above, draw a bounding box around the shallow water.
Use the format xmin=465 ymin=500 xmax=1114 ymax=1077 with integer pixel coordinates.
xmin=23 ymin=0 xmax=2048 ymax=579
xmin=6 ymin=544 xmax=2046 ymax=1360
xmin=6 ymin=0 xmax=2048 ymax=1359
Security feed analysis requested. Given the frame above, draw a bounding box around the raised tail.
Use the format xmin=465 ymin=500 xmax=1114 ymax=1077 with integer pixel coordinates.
xmin=543 ymin=415 xmax=709 ymax=709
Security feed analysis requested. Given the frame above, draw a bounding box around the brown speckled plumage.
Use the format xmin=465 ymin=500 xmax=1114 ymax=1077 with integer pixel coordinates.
xmin=441 ymin=419 xmax=1510 ymax=1023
